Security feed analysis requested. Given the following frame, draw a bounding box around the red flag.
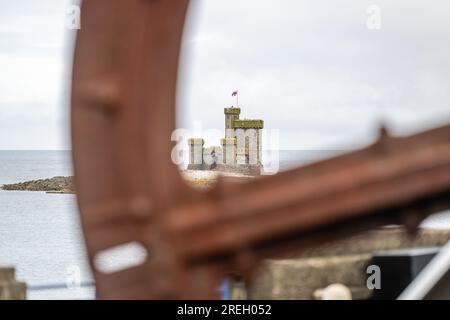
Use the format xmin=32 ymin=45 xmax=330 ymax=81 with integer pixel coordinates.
xmin=232 ymin=91 xmax=238 ymax=97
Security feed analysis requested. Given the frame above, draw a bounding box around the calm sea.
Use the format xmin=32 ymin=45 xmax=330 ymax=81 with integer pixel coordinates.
xmin=0 ymin=150 xmax=449 ymax=299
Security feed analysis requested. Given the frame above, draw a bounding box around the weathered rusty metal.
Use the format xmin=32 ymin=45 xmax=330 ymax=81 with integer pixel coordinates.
xmin=71 ymin=0 xmax=450 ymax=299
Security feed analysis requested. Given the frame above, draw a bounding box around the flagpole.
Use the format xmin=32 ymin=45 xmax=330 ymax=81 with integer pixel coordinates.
xmin=232 ymin=90 xmax=239 ymax=107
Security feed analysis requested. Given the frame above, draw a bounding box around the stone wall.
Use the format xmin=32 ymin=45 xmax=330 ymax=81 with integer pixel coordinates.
xmin=245 ymin=227 xmax=450 ymax=300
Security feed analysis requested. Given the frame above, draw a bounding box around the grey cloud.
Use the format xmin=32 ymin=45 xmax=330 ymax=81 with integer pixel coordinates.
xmin=178 ymin=0 xmax=450 ymax=149
xmin=0 ymin=0 xmax=449 ymax=150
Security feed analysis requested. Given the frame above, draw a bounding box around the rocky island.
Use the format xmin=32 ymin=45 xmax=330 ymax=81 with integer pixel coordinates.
xmin=0 ymin=171 xmax=253 ymax=194
xmin=1 ymin=176 xmax=75 ymax=194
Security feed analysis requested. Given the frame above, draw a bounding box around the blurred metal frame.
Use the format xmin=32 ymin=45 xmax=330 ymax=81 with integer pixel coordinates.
xmin=71 ymin=0 xmax=450 ymax=299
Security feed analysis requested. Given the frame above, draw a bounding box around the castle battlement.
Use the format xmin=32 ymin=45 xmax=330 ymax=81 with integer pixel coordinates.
xmin=188 ymin=106 xmax=264 ymax=175
xmin=224 ymin=107 xmax=241 ymax=115
xmin=233 ymin=119 xmax=264 ymax=129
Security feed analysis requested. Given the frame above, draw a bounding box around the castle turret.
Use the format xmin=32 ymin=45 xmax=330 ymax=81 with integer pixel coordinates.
xmin=187 ymin=138 xmax=204 ymax=170
xmin=233 ymin=119 xmax=264 ymax=167
xmin=224 ymin=107 xmax=240 ymax=138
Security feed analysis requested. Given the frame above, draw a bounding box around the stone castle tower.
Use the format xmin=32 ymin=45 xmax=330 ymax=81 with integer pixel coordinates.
xmin=188 ymin=106 xmax=264 ymax=175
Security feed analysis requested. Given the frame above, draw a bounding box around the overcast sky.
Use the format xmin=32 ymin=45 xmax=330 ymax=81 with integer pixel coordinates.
xmin=0 ymin=0 xmax=449 ymax=150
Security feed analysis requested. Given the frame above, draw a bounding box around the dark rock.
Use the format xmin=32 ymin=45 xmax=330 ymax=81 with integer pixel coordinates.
xmin=1 ymin=176 xmax=75 ymax=193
